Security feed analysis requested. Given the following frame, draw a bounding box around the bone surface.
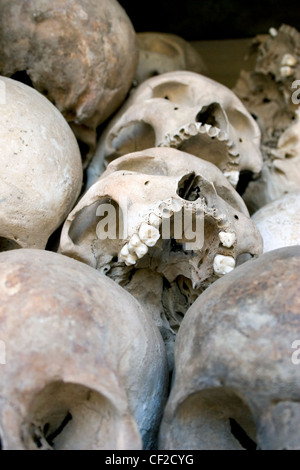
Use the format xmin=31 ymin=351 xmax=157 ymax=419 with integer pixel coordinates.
xmin=135 ymin=32 xmax=208 ymax=85
xmin=0 ymin=0 xmax=138 ymax=167
xmin=234 ymin=24 xmax=300 ymax=212
xmin=60 ymin=147 xmax=263 ymax=371
xmin=87 ymin=71 xmax=262 ymax=189
xmin=159 ymin=246 xmax=300 ymax=450
xmin=251 ymin=191 xmax=300 ymax=252
xmin=0 ymin=76 xmax=82 ymax=251
xmin=0 ymin=249 xmax=168 ymax=450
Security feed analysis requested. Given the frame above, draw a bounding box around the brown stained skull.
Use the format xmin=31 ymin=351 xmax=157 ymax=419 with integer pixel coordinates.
xmin=87 ymin=70 xmax=263 ymax=189
xmin=60 ymin=148 xmax=263 ymax=370
xmin=0 ymin=0 xmax=138 ymax=167
xmin=0 ymin=76 xmax=82 ymax=251
xmin=159 ymin=246 xmax=300 ymax=450
xmin=134 ymin=32 xmax=208 ymax=85
xmin=0 ymin=249 xmax=168 ymax=450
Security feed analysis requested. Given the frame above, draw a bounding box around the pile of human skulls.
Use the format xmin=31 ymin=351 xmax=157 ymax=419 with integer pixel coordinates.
xmin=0 ymin=0 xmax=299 ymax=450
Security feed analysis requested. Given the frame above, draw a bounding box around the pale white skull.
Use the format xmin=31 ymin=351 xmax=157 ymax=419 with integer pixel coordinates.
xmin=159 ymin=246 xmax=300 ymax=450
xmin=251 ymin=191 xmax=300 ymax=252
xmin=0 ymin=249 xmax=168 ymax=450
xmin=0 ymin=0 xmax=138 ymax=167
xmin=87 ymin=71 xmax=262 ymax=189
xmin=0 ymin=76 xmax=82 ymax=251
xmin=135 ymin=32 xmax=208 ymax=85
xmin=61 ymin=147 xmax=263 ymax=370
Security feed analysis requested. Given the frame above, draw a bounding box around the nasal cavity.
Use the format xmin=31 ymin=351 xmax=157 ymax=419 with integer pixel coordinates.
xmin=196 ymin=102 xmax=226 ymax=128
xmin=177 ymin=172 xmax=201 ymax=202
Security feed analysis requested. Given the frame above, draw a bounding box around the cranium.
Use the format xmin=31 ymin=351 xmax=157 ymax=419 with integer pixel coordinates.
xmin=87 ymin=70 xmax=262 ymax=189
xmin=243 ymin=107 xmax=300 ymax=213
xmin=0 ymin=0 xmax=138 ymax=167
xmin=159 ymin=246 xmax=300 ymax=450
xmin=251 ymin=191 xmax=300 ymax=253
xmin=60 ymin=147 xmax=263 ymax=370
xmin=0 ymin=76 xmax=82 ymax=251
xmin=0 ymin=249 xmax=168 ymax=450
xmin=233 ymin=24 xmax=300 ymax=212
xmin=134 ymin=32 xmax=207 ymax=85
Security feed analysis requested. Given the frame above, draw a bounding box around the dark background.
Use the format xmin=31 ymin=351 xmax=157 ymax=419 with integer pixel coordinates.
xmin=118 ymin=0 xmax=300 ymax=40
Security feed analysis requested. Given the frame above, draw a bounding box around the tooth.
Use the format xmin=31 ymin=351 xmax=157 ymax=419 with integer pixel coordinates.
xmin=213 ymin=254 xmax=236 ymax=275
xmin=218 ymin=231 xmax=236 ymax=248
xmin=170 ymin=197 xmax=183 ymax=212
xmin=149 ymin=212 xmax=161 ymax=228
xmin=281 ymin=53 xmax=297 ymax=66
xmin=128 ymin=234 xmax=149 ymax=259
xmin=158 ymin=201 xmax=173 ymax=218
xmin=280 ymin=66 xmax=294 ymax=77
xmin=269 ymin=27 xmax=278 ymax=37
xmin=135 ymin=243 xmax=148 ymax=259
xmin=204 ymin=123 xmax=212 ymax=133
xmin=128 ymin=233 xmax=140 ymax=249
xmin=119 ymin=244 xmax=138 ymax=266
xmin=229 ymin=149 xmax=240 ymax=157
xmin=139 ymin=223 xmax=160 ymax=247
xmin=208 ymin=126 xmax=220 ymax=137
xmin=223 ymin=170 xmax=240 ymax=187
xmin=188 ymin=123 xmax=198 ymax=135
xmin=217 ymin=130 xmax=228 ymax=141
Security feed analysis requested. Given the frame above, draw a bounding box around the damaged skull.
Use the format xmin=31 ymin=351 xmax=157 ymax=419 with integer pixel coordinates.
xmin=87 ymin=70 xmax=262 ymax=189
xmin=0 ymin=249 xmax=168 ymax=450
xmin=60 ymin=148 xmax=263 ymax=370
xmin=234 ymin=24 xmax=300 ymax=211
xmin=159 ymin=246 xmax=300 ymax=450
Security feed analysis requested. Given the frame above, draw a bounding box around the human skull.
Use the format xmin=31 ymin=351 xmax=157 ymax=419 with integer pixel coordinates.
xmin=0 ymin=0 xmax=138 ymax=167
xmin=159 ymin=246 xmax=300 ymax=450
xmin=243 ymin=107 xmax=300 ymax=213
xmin=251 ymin=191 xmax=300 ymax=252
xmin=134 ymin=32 xmax=207 ymax=85
xmin=0 ymin=249 xmax=168 ymax=450
xmin=233 ymin=24 xmax=300 ymax=212
xmin=87 ymin=70 xmax=262 ymax=189
xmin=0 ymin=76 xmax=82 ymax=251
xmin=61 ymin=147 xmax=263 ymax=370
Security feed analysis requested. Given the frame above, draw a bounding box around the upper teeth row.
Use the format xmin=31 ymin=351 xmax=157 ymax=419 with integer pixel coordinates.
xmin=159 ymin=122 xmax=231 ymax=148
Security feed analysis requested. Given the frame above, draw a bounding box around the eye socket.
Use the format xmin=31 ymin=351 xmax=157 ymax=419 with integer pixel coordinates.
xmin=226 ymin=108 xmax=257 ymax=138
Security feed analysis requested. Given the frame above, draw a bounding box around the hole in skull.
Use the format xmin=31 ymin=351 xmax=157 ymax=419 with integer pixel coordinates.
xmin=236 ymin=170 xmax=254 ymax=197
xmin=196 ymin=102 xmax=226 ymax=128
xmin=173 ymin=387 xmax=257 ymax=449
xmin=10 ymin=70 xmax=34 ymax=88
xmin=177 ymin=173 xmax=201 ymax=201
xmin=229 ymin=418 xmax=257 ymax=450
xmin=24 ymin=381 xmax=120 ymax=450
xmin=0 ymin=237 xmax=21 ymax=252
xmin=109 ymin=122 xmax=155 ymax=161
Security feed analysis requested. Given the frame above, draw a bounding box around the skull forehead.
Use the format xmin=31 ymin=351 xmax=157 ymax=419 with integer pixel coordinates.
xmin=174 ymin=246 xmax=300 ymax=396
xmin=101 ymin=148 xmax=249 ymax=214
xmin=129 ymin=71 xmax=247 ymax=109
